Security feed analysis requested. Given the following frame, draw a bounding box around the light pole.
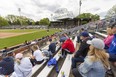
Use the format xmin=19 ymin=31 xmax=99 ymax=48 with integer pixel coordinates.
xmin=18 ymin=8 xmax=22 ymax=26
xmin=78 ymin=0 xmax=82 ymax=26
xmin=79 ymin=0 xmax=82 ymax=15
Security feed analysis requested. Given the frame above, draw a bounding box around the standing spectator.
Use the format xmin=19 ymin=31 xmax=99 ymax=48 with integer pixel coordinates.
xmin=31 ymin=45 xmax=44 ymax=65
xmin=72 ymin=38 xmax=110 ymax=77
xmin=71 ymin=31 xmax=91 ymax=69
xmin=13 ymin=53 xmax=32 ymax=77
xmin=104 ymin=27 xmax=114 ymax=50
xmin=0 ymin=52 xmax=14 ymax=76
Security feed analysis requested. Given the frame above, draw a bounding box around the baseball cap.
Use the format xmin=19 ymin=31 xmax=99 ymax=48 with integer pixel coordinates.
xmin=81 ymin=31 xmax=89 ymax=37
xmin=87 ymin=38 xmax=105 ymax=49
xmin=15 ymin=53 xmax=23 ymax=59
xmin=59 ymin=37 xmax=68 ymax=42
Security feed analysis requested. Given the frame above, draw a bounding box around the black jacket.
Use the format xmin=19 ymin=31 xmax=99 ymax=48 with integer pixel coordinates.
xmin=74 ymin=37 xmax=91 ymax=58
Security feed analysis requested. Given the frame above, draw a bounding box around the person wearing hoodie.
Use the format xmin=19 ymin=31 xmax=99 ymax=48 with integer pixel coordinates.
xmin=60 ymin=37 xmax=75 ymax=57
xmin=13 ymin=53 xmax=32 ymax=77
xmin=0 ymin=52 xmax=14 ymax=76
xmin=71 ymin=32 xmax=91 ymax=69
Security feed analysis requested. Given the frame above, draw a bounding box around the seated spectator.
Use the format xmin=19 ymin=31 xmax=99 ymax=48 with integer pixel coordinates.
xmin=0 ymin=52 xmax=14 ymax=76
xmin=48 ymin=39 xmax=57 ymax=54
xmin=12 ymin=53 xmax=32 ymax=77
xmin=71 ymin=31 xmax=91 ymax=69
xmin=72 ymin=38 xmax=110 ymax=77
xmin=2 ymin=47 xmax=9 ymax=53
xmin=104 ymin=27 xmax=114 ymax=50
xmin=108 ymin=22 xmax=116 ymax=66
xmin=31 ymin=45 xmax=44 ymax=65
xmin=60 ymin=37 xmax=75 ymax=57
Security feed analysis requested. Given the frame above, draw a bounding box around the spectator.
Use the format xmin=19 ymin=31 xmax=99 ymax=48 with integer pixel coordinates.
xmin=48 ymin=39 xmax=57 ymax=54
xmin=60 ymin=36 xmax=75 ymax=57
xmin=108 ymin=22 xmax=116 ymax=65
xmin=13 ymin=53 xmax=32 ymax=77
xmin=31 ymin=45 xmax=44 ymax=65
xmin=72 ymin=38 xmax=110 ymax=77
xmin=71 ymin=31 xmax=91 ymax=69
xmin=2 ymin=47 xmax=9 ymax=53
xmin=104 ymin=27 xmax=114 ymax=50
xmin=0 ymin=52 xmax=14 ymax=76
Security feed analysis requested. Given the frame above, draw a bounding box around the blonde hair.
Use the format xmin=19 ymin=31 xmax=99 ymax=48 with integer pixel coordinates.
xmin=88 ymin=47 xmax=110 ymax=69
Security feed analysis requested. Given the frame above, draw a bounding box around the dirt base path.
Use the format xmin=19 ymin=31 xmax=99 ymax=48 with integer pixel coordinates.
xmin=0 ymin=31 xmax=37 ymax=38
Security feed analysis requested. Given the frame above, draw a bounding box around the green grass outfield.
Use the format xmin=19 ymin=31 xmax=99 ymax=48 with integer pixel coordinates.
xmin=0 ymin=29 xmax=60 ymax=49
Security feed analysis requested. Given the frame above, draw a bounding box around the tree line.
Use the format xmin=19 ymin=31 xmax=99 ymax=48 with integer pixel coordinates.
xmin=0 ymin=15 xmax=50 ymax=26
xmin=0 ymin=13 xmax=100 ymax=26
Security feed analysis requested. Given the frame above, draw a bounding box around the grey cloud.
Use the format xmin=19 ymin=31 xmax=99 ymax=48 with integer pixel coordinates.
xmin=31 ymin=0 xmax=60 ymax=12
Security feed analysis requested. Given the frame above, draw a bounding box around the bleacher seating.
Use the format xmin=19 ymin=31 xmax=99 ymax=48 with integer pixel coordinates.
xmin=95 ymin=32 xmax=107 ymax=38
xmin=37 ymin=51 xmax=61 ymax=77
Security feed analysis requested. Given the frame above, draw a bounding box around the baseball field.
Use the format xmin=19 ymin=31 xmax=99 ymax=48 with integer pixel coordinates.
xmin=0 ymin=29 xmax=60 ymax=49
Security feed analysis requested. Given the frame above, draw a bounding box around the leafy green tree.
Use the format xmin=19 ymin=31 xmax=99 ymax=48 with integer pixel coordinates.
xmin=77 ymin=13 xmax=100 ymax=20
xmin=35 ymin=21 xmax=39 ymax=25
xmin=39 ymin=18 xmax=50 ymax=26
xmin=6 ymin=15 xmax=35 ymax=25
xmin=0 ymin=16 xmax=9 ymax=26
xmin=105 ymin=4 xmax=116 ymax=18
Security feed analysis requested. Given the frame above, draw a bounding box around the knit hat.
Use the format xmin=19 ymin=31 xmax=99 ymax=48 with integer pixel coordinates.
xmin=15 ymin=53 xmax=23 ymax=59
xmin=87 ymin=38 xmax=105 ymax=49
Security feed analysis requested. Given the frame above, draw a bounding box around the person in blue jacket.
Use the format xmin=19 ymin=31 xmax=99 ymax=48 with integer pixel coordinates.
xmin=108 ymin=22 xmax=116 ymax=66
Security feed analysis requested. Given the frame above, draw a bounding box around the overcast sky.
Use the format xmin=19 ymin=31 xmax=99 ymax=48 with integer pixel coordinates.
xmin=0 ymin=0 xmax=116 ymax=21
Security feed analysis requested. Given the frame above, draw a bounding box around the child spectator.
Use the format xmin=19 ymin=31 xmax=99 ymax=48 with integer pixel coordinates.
xmin=72 ymin=38 xmax=110 ymax=77
xmin=13 ymin=53 xmax=32 ymax=77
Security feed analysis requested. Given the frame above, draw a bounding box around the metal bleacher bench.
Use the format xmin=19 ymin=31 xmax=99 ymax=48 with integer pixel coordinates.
xmin=37 ymin=50 xmax=61 ymax=77
xmin=57 ymin=36 xmax=77 ymax=77
xmin=95 ymin=32 xmax=107 ymax=38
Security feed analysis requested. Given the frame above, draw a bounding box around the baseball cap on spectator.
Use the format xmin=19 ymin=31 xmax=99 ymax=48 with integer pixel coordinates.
xmin=87 ymin=38 xmax=105 ymax=50
xmin=15 ymin=53 xmax=23 ymax=59
xmin=59 ymin=37 xmax=68 ymax=42
xmin=81 ymin=31 xmax=89 ymax=37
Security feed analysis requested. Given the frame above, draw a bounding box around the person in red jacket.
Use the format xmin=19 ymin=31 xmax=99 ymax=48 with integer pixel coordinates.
xmin=60 ymin=37 xmax=75 ymax=57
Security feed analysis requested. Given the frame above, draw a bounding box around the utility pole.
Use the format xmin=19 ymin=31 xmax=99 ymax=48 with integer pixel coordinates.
xmin=18 ymin=8 xmax=22 ymax=26
xmin=78 ymin=0 xmax=82 ymax=26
